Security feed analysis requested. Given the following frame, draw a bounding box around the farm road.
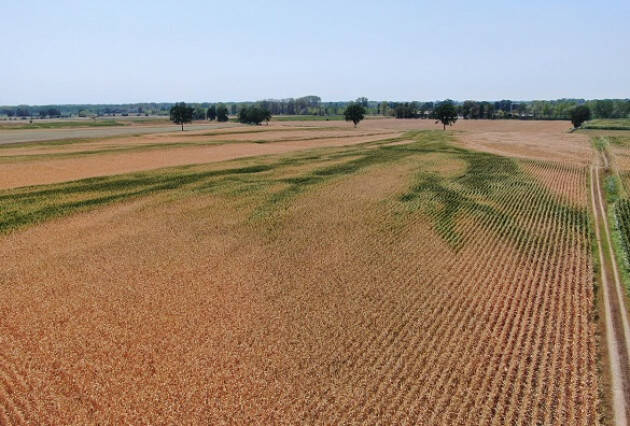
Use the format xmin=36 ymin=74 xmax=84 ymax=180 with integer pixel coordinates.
xmin=591 ymin=153 xmax=630 ymax=426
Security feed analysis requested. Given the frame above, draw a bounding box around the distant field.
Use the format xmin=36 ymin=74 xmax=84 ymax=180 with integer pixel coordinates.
xmin=0 ymin=119 xmax=600 ymax=423
xmin=226 ymin=115 xmax=345 ymax=122
xmin=125 ymin=117 xmax=170 ymax=125
xmin=272 ymin=114 xmax=345 ymax=121
xmin=0 ymin=121 xmax=239 ymax=145
xmin=0 ymin=126 xmax=398 ymax=188
xmin=583 ymin=118 xmax=630 ymax=130
xmin=0 ymin=119 xmax=125 ymax=130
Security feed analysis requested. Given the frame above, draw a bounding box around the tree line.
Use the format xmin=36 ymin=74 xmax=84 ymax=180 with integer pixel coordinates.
xmin=3 ymin=98 xmax=629 ymax=122
xmin=383 ymin=99 xmax=630 ymax=120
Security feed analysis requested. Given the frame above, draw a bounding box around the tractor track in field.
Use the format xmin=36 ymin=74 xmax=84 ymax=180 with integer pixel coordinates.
xmin=590 ymin=152 xmax=630 ymax=425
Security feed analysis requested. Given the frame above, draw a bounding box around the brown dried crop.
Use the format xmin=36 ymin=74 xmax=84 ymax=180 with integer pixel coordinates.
xmin=0 ymin=129 xmax=401 ymax=189
xmin=0 ymin=122 xmax=600 ymax=423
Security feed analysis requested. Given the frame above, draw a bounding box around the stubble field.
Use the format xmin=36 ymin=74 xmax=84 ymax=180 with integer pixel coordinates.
xmin=0 ymin=119 xmax=601 ymax=423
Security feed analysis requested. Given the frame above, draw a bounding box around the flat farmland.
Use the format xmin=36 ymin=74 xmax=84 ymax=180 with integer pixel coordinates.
xmin=0 ymin=120 xmax=602 ymax=423
xmin=0 ymin=124 xmax=401 ymax=189
xmin=0 ymin=119 xmax=230 ymax=145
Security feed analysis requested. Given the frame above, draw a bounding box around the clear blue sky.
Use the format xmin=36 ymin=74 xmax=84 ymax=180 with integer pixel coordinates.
xmin=1 ymin=0 xmax=628 ymax=104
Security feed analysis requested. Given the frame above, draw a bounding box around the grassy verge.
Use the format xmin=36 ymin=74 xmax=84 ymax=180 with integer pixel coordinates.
xmin=610 ymin=201 xmax=630 ymax=296
xmin=593 ymin=136 xmax=608 ymax=152
xmin=595 ymin=134 xmax=630 ymax=297
xmin=584 ymin=119 xmax=630 ymax=131
xmin=604 ymin=175 xmax=621 ymax=203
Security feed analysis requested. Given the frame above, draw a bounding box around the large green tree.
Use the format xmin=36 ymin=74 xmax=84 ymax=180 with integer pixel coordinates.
xmin=193 ymin=107 xmax=206 ymax=120
xmin=344 ymin=103 xmax=366 ymax=127
xmin=379 ymin=101 xmax=389 ymax=116
xmin=169 ymin=102 xmax=194 ymax=131
xmin=207 ymin=105 xmax=216 ymax=121
xmin=434 ymin=100 xmax=458 ymax=130
xmin=237 ymin=106 xmax=272 ymax=125
xmin=595 ymin=99 xmax=614 ymax=118
xmin=569 ymin=105 xmax=591 ymax=129
xmin=216 ymin=104 xmax=229 ymax=122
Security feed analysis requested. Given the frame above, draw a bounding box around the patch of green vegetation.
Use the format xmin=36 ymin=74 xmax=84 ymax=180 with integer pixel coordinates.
xmin=252 ymin=130 xmax=586 ymax=251
xmin=251 ymin=131 xmax=449 ymax=216
xmin=0 ymin=132 xmax=424 ymax=232
xmin=0 ymin=120 xmax=124 ymax=130
xmin=0 ymin=163 xmax=276 ymax=233
xmin=583 ymin=118 xmax=630 ymax=131
xmin=610 ymin=201 xmax=630 ymax=296
xmin=0 ymin=128 xmax=588 ymax=255
xmin=398 ymin=153 xmax=587 ymax=250
xmin=604 ymin=175 xmax=621 ymax=203
xmin=606 ymin=135 xmax=630 ymax=147
xmin=593 ymin=136 xmax=608 ymax=152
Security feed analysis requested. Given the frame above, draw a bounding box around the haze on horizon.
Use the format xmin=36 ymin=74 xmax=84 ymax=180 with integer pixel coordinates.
xmin=1 ymin=0 xmax=628 ymax=105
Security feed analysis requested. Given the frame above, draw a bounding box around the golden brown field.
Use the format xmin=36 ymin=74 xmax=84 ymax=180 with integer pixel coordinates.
xmin=0 ymin=119 xmax=602 ymax=423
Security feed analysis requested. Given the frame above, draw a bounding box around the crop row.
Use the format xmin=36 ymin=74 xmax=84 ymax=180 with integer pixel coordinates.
xmin=275 ymin=155 xmax=598 ymax=423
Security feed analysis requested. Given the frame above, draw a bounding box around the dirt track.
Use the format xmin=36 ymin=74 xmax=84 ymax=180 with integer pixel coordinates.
xmin=591 ymin=155 xmax=630 ymax=425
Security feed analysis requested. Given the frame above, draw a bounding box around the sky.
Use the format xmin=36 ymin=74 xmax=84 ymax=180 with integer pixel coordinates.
xmin=0 ymin=0 xmax=628 ymax=105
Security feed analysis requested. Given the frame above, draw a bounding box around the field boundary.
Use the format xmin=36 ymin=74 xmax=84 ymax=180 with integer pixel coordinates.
xmin=591 ymin=158 xmax=630 ymax=425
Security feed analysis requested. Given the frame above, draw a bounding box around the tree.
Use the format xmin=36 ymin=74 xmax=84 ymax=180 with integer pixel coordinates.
xmin=237 ymin=105 xmax=272 ymax=125
xmin=434 ymin=100 xmax=458 ymax=130
xmin=169 ymin=102 xmax=194 ymax=131
xmin=394 ymin=103 xmax=419 ymax=119
xmin=569 ymin=105 xmax=591 ymax=129
xmin=193 ymin=107 xmax=206 ymax=120
xmin=595 ymin=99 xmax=614 ymax=119
xmin=379 ymin=101 xmax=389 ymax=116
xmin=343 ymin=103 xmax=366 ymax=127
xmin=419 ymin=102 xmax=434 ymax=118
xmin=287 ymin=99 xmax=296 ymax=115
xmin=207 ymin=105 xmax=216 ymax=121
xmin=216 ymin=104 xmax=229 ymax=122
xmin=47 ymin=107 xmax=61 ymax=117
xmin=356 ymin=97 xmax=368 ymax=107
xmin=15 ymin=106 xmax=30 ymax=117
xmin=262 ymin=108 xmax=271 ymax=125
xmin=462 ymin=100 xmax=476 ymax=119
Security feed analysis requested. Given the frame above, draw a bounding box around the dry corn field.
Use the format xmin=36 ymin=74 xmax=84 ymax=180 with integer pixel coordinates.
xmin=0 ymin=120 xmax=602 ymax=423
